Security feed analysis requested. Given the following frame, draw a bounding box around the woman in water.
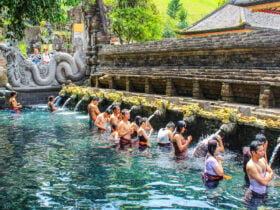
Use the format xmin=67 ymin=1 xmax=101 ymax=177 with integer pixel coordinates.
xmin=202 ymin=140 xmax=224 ymax=189
xmin=48 ymin=96 xmax=58 ymax=112
xmin=138 ymin=118 xmax=153 ymax=151
xmin=172 ymin=120 xmax=192 ymax=160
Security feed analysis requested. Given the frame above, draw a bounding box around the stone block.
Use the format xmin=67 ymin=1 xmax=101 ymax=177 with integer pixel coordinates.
xmin=199 ymin=101 xmax=212 ymax=111
xmin=238 ymin=106 xmax=251 ymax=117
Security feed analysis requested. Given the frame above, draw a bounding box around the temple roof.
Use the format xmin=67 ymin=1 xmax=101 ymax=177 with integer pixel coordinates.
xmin=231 ymin=0 xmax=280 ymax=6
xmin=178 ymin=4 xmax=280 ymax=35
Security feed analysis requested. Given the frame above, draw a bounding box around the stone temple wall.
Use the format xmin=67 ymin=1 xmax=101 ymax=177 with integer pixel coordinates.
xmin=91 ymin=29 xmax=280 ymax=108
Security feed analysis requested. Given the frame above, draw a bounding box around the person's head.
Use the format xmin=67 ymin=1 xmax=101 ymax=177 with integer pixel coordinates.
xmin=208 ymin=140 xmax=218 ymax=156
xmin=92 ymin=97 xmax=99 ymax=105
xmin=135 ymin=115 xmax=142 ymax=127
xmin=104 ymin=109 xmax=112 ymax=118
xmin=250 ymin=140 xmax=265 ymax=159
xmin=255 ymin=133 xmax=267 ymax=144
xmin=34 ymin=48 xmax=39 ymax=54
xmin=166 ymin=121 xmax=175 ymax=131
xmin=10 ymin=92 xmax=17 ymax=97
xmin=43 ymin=48 xmax=48 ymax=53
xmin=139 ymin=118 xmax=147 ymax=128
xmin=111 ymin=122 xmax=118 ymax=131
xmin=176 ymin=120 xmax=186 ymax=134
xmin=121 ymin=109 xmax=130 ymax=120
xmin=48 ymin=96 xmax=55 ymax=102
xmin=112 ymin=105 xmax=120 ymax=114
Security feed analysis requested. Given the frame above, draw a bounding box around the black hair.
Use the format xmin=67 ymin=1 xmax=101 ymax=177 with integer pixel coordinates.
xmin=111 ymin=123 xmax=118 ymax=130
xmin=208 ymin=140 xmax=218 ymax=157
xmin=255 ymin=133 xmax=267 ymax=143
xmin=48 ymin=96 xmax=54 ymax=101
xmin=166 ymin=121 xmax=175 ymax=129
xmin=105 ymin=109 xmax=113 ymax=115
xmin=112 ymin=105 xmax=120 ymax=111
xmin=92 ymin=96 xmax=99 ymax=101
xmin=250 ymin=140 xmax=262 ymax=153
xmin=10 ymin=92 xmax=17 ymax=97
xmin=135 ymin=115 xmax=142 ymax=127
xmin=176 ymin=120 xmax=186 ymax=133
xmin=121 ymin=109 xmax=129 ymax=116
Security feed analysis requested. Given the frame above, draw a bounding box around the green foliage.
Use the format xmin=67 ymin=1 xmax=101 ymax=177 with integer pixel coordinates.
xmin=110 ymin=0 xmax=162 ymax=44
xmin=162 ymin=22 xmax=176 ymax=38
xmin=167 ymin=0 xmax=182 ymax=19
xmin=0 ymin=0 xmax=81 ymax=40
xmin=176 ymin=9 xmax=188 ymax=29
xmin=18 ymin=43 xmax=27 ymax=58
xmin=216 ymin=0 xmax=228 ymax=7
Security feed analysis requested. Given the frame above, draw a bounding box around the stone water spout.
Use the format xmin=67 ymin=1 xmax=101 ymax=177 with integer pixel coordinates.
xmin=193 ymin=123 xmax=236 ymax=158
xmin=129 ymin=105 xmax=142 ymax=113
xmin=269 ymin=137 xmax=280 ymax=166
xmin=62 ymin=95 xmax=76 ymax=109
xmin=147 ymin=109 xmax=165 ymax=122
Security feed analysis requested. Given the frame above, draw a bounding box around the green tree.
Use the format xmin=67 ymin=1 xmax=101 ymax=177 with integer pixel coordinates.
xmin=110 ymin=0 xmax=162 ymax=44
xmin=0 ymin=0 xmax=81 ymax=40
xmin=167 ymin=0 xmax=182 ymax=19
xmin=176 ymin=9 xmax=188 ymax=29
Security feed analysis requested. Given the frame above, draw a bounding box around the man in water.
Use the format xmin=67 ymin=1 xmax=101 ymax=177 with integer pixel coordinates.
xmin=245 ymin=140 xmax=274 ymax=209
xmin=243 ymin=133 xmax=268 ymax=185
xmin=109 ymin=105 xmax=121 ymax=127
xmin=88 ymin=97 xmax=100 ymax=127
xmin=157 ymin=121 xmax=175 ymax=152
xmin=9 ymin=92 xmax=22 ymax=114
xmin=117 ymin=109 xmax=132 ymax=149
xmin=30 ymin=48 xmax=42 ymax=64
xmin=193 ymin=134 xmax=224 ymax=158
xmin=95 ymin=109 xmax=112 ymax=132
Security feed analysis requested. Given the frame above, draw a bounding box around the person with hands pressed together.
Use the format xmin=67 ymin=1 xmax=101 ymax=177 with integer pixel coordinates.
xmin=172 ymin=120 xmax=193 ymax=160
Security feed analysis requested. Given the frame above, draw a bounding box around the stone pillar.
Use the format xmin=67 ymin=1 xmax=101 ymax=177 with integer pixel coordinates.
xmin=145 ymin=78 xmax=152 ymax=94
xmin=259 ymin=85 xmax=275 ymax=108
xmin=125 ymin=76 xmax=131 ymax=91
xmin=108 ymin=76 xmax=115 ymax=89
xmin=95 ymin=76 xmax=100 ymax=88
xmin=193 ymin=80 xmax=203 ymax=99
xmin=221 ymin=82 xmax=233 ymax=102
xmin=166 ymin=78 xmax=176 ymax=96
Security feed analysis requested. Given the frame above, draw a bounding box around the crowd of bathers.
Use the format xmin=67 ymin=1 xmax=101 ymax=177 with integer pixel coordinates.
xmin=9 ymin=93 xmax=277 ymax=209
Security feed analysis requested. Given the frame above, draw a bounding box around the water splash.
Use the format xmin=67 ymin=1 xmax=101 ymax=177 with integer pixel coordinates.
xmin=54 ymin=96 xmax=62 ymax=107
xmin=147 ymin=110 xmax=164 ymax=121
xmin=74 ymin=99 xmax=84 ymax=112
xmin=269 ymin=138 xmax=280 ymax=166
xmin=62 ymin=98 xmax=72 ymax=109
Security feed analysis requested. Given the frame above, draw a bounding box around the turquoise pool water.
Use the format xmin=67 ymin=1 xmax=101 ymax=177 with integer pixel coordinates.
xmin=0 ymin=109 xmax=279 ymax=209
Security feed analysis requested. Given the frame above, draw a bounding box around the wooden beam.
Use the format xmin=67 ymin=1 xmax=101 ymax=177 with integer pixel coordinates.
xmin=248 ymin=2 xmax=280 ymax=12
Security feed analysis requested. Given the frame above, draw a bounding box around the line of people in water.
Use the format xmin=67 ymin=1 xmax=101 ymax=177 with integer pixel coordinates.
xmin=9 ymin=93 xmax=276 ymax=209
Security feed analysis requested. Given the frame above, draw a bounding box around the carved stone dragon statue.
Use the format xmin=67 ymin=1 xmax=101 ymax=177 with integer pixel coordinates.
xmin=0 ymin=37 xmax=86 ymax=87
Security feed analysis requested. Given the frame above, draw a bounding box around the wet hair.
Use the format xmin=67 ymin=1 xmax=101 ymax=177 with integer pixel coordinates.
xmin=121 ymin=109 xmax=129 ymax=116
xmin=166 ymin=121 xmax=175 ymax=129
xmin=112 ymin=105 xmax=120 ymax=111
xmin=105 ymin=109 xmax=113 ymax=115
xmin=250 ymin=140 xmax=262 ymax=153
xmin=208 ymin=140 xmax=218 ymax=157
xmin=255 ymin=133 xmax=267 ymax=143
xmin=10 ymin=92 xmax=17 ymax=97
xmin=48 ymin=96 xmax=54 ymax=101
xmin=176 ymin=120 xmax=186 ymax=133
xmin=111 ymin=123 xmax=118 ymax=131
xmin=135 ymin=115 xmax=142 ymax=127
xmin=92 ymin=96 xmax=99 ymax=102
